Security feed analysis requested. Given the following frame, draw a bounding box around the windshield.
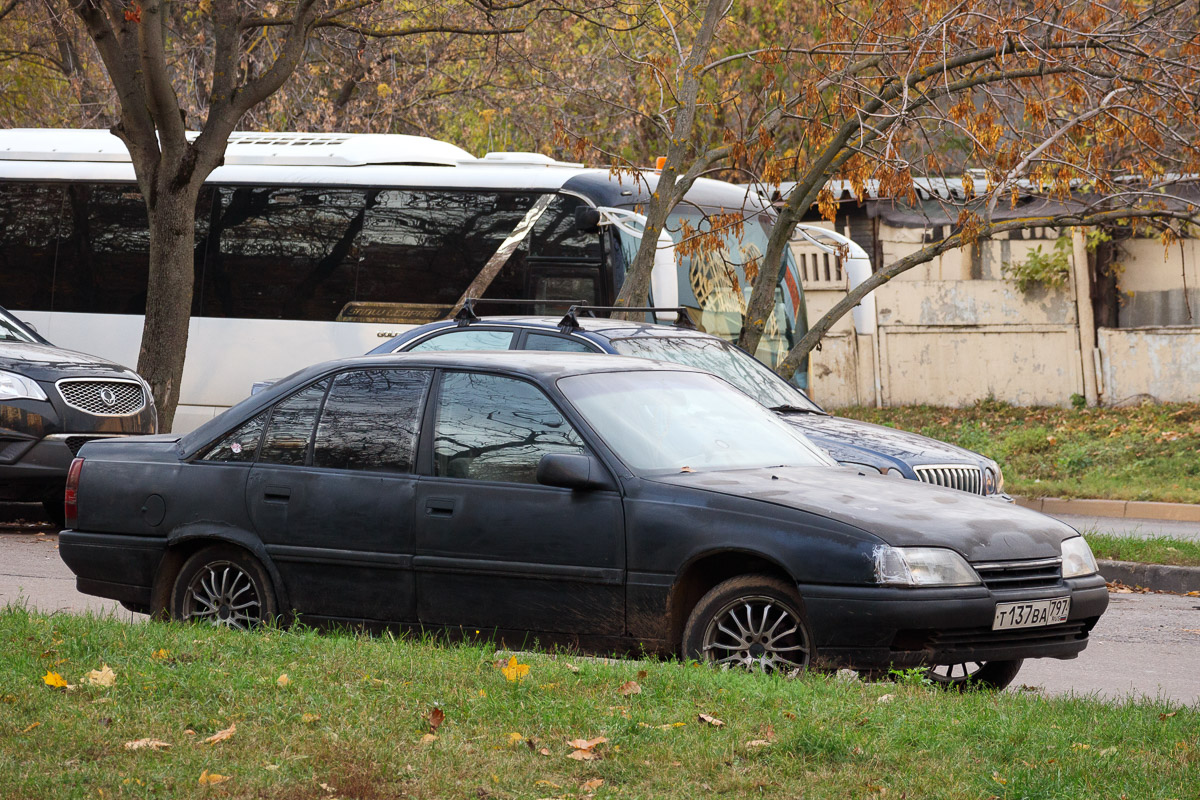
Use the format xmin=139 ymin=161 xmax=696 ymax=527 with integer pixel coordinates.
xmin=610 ymin=336 xmax=822 ymax=412
xmin=0 ymin=309 xmax=38 ymax=343
xmin=559 ymin=370 xmax=832 ymax=475
xmin=615 ymin=206 xmax=805 ymax=377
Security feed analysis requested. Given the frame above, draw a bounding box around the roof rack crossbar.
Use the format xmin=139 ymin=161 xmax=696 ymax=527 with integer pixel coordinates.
xmin=454 ymin=297 xmax=588 ymax=327
xmin=557 ymin=305 xmax=696 ymax=333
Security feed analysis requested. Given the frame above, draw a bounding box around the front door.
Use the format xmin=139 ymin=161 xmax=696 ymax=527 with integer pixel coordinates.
xmin=413 ymin=370 xmax=625 ymax=635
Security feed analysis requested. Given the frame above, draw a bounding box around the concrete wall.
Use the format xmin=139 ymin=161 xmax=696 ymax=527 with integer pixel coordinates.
xmin=793 ymin=224 xmax=1198 ymax=408
xmin=1099 ymin=327 xmax=1200 ymax=404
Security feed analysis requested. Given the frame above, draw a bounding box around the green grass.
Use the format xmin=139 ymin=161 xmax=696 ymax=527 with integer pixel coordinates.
xmin=2 ymin=609 xmax=1198 ymax=799
xmin=1085 ymin=533 xmax=1200 ymax=568
xmin=838 ymin=400 xmax=1200 ymax=503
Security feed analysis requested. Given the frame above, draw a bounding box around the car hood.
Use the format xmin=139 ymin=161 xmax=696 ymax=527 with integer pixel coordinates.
xmin=651 ymin=466 xmax=1073 ymax=561
xmin=0 ymin=341 xmax=137 ymax=381
xmin=782 ymin=413 xmax=989 ymax=469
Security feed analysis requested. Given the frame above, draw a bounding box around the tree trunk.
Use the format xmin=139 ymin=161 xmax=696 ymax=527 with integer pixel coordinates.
xmin=137 ymin=188 xmax=199 ymax=432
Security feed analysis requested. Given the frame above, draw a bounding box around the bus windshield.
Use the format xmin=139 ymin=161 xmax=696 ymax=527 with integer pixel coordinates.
xmin=614 ymin=207 xmax=804 ymax=372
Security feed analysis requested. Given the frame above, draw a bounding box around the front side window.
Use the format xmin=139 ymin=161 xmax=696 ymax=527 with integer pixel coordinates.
xmin=433 ymin=372 xmax=586 ymax=483
xmin=259 ymin=380 xmax=330 ymax=465
xmin=407 ymin=329 xmax=515 ymax=352
xmin=313 ymin=369 xmax=431 ymax=472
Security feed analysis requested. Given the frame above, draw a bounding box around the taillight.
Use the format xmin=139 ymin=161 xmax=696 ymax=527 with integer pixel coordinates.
xmin=64 ymin=457 xmax=83 ymax=528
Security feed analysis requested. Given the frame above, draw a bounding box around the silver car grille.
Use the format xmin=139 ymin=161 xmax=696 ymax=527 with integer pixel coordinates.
xmin=913 ymin=464 xmax=984 ymax=495
xmin=56 ymin=379 xmax=147 ymax=416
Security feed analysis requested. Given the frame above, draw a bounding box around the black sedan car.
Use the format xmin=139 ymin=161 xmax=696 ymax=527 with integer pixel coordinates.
xmin=368 ymin=309 xmax=1010 ymax=499
xmin=0 ymin=305 xmax=156 ymax=523
xmin=59 ymin=352 xmax=1106 ymax=688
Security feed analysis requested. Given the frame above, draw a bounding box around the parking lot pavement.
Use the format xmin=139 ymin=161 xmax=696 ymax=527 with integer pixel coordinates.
xmin=1050 ymin=513 xmax=1200 ymax=542
xmin=0 ymin=526 xmax=138 ymax=618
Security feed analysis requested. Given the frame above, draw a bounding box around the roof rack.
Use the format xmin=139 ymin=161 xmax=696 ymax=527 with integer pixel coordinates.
xmin=557 ymin=305 xmax=696 ymax=333
xmin=453 ymin=297 xmax=587 ymax=327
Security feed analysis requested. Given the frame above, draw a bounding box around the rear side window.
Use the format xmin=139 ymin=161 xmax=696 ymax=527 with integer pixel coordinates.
xmin=407 ymin=329 xmax=514 ymax=352
xmin=524 ymin=333 xmax=595 ymax=353
xmin=433 ymin=372 xmax=586 ymax=483
xmin=201 ymin=411 xmax=267 ymax=462
xmin=313 ymin=369 xmax=431 ymax=473
xmin=259 ymin=380 xmax=330 ymax=465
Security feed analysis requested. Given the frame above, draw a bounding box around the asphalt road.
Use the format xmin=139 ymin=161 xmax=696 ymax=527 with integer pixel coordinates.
xmin=2 ymin=525 xmax=1198 ymax=705
xmin=1049 ymin=512 xmax=1200 ymax=542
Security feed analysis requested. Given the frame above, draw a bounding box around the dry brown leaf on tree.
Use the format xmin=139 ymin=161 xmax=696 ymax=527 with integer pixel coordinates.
xmin=204 ymin=722 xmax=236 ymax=745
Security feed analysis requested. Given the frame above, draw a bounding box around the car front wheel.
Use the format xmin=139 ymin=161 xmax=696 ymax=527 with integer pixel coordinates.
xmin=682 ymin=575 xmax=812 ymax=673
xmin=169 ymin=545 xmax=277 ymax=630
xmin=926 ymin=659 xmax=1023 ymax=690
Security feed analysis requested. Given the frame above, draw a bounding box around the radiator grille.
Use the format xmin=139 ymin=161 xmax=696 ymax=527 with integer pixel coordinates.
xmin=56 ymin=379 xmax=146 ymax=416
xmin=973 ymin=557 xmax=1063 ymax=592
xmin=914 ymin=464 xmax=984 ymax=495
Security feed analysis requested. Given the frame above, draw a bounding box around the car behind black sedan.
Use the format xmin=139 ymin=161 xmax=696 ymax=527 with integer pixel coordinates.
xmin=59 ymin=352 xmax=1106 ymax=688
xmin=0 ymin=305 xmax=156 ymax=524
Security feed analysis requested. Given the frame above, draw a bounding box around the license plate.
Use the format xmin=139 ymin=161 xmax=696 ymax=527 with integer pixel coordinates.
xmin=992 ymin=597 xmax=1070 ymax=630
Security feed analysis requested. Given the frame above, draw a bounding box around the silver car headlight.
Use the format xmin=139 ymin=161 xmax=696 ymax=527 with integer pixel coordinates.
xmin=1061 ymin=536 xmax=1099 ymax=578
xmin=873 ymin=545 xmax=981 ymax=587
xmin=0 ymin=369 xmax=48 ymax=401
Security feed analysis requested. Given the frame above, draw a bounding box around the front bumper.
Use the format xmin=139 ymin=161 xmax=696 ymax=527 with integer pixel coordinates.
xmin=0 ymin=434 xmax=128 ymax=500
xmin=801 ymin=573 xmax=1109 ymax=669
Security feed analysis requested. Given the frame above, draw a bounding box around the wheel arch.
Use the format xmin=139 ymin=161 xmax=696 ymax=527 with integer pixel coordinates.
xmin=150 ymin=524 xmax=289 ymax=619
xmin=665 ymin=549 xmax=796 ymax=652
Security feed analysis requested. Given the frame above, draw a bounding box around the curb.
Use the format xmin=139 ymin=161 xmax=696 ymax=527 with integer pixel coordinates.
xmin=1016 ymin=496 xmax=1200 ymax=523
xmin=1099 ymin=559 xmax=1200 ymax=595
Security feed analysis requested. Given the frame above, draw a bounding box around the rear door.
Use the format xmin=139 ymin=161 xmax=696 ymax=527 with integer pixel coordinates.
xmin=246 ymin=368 xmax=430 ymax=623
xmin=413 ymin=370 xmax=625 ymax=635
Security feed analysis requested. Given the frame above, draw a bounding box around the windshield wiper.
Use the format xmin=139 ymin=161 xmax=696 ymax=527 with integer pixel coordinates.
xmin=768 ymin=404 xmax=820 ymax=414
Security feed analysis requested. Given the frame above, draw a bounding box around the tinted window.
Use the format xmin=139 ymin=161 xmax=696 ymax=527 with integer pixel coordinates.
xmin=433 ymin=372 xmax=586 ymax=483
xmin=260 ymin=380 xmax=330 ymax=465
xmin=0 ymin=182 xmax=61 ymax=311
xmin=201 ymin=412 xmax=267 ymax=462
xmin=408 ymin=329 xmax=514 ymax=352
xmin=524 ymin=333 xmax=595 ymax=353
xmin=313 ymin=369 xmax=431 ymax=472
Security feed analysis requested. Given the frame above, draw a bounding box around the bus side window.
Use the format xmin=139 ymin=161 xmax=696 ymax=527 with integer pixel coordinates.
xmin=0 ymin=182 xmax=61 ymax=312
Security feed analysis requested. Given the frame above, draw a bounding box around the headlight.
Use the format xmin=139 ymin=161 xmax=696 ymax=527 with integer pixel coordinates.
xmin=0 ymin=370 xmax=48 ymax=401
xmin=1061 ymin=536 xmax=1098 ymax=578
xmin=983 ymin=467 xmax=997 ymax=494
xmin=873 ymin=545 xmax=980 ymax=586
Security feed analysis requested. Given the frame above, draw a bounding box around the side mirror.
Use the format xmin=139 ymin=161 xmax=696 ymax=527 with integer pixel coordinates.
xmin=536 ymin=452 xmax=612 ymax=491
xmin=574 ymin=206 xmax=601 ymax=232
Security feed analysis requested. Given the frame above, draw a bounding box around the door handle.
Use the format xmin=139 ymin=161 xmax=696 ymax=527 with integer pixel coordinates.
xmin=425 ymin=497 xmax=457 ymax=517
xmin=264 ymin=485 xmax=292 ymax=503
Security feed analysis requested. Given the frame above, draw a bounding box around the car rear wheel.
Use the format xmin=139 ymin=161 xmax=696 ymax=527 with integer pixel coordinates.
xmin=682 ymin=575 xmax=812 ymax=673
xmin=169 ymin=545 xmax=277 ymax=630
xmin=926 ymin=658 xmax=1023 ymax=690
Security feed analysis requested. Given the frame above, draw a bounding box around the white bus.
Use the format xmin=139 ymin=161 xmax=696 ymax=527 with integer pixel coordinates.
xmin=0 ymin=128 xmax=808 ymax=432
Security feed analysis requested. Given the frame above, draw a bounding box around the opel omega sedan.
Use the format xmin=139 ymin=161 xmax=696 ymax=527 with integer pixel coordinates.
xmin=59 ymin=353 xmax=1106 ymax=688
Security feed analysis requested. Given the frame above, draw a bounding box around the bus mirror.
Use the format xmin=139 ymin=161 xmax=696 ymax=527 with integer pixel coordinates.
xmin=574 ymin=206 xmax=601 ymax=232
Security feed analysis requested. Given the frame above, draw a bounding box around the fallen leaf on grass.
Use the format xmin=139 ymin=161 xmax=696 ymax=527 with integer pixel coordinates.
xmin=419 ymin=734 xmax=438 ymax=744
xmin=991 ymin=771 xmax=1007 ymax=785
xmin=20 ymin=722 xmax=40 ymax=734
xmin=124 ymin=739 xmax=172 ymax=751
xmin=637 ymin=670 xmax=648 ymax=680
xmin=877 ymin=693 xmax=895 ymax=704
xmin=745 ymin=739 xmax=773 ymax=748
xmin=1160 ymin=711 xmax=1178 ymax=720
xmin=84 ymin=665 xmax=116 ymax=687
xmin=301 ymin=713 xmax=321 ymax=724
xmin=565 ymin=663 xmax=581 ymax=674
xmin=581 ymin=778 xmax=604 ymax=791
xmin=501 ymin=656 xmax=530 ymax=682
xmin=197 ymin=770 xmax=231 ymax=785
xmin=538 ymin=747 xmax=551 ymax=756
xmin=151 ymin=649 xmax=170 ymax=661
xmin=698 ymin=714 xmax=724 ymax=727
xmin=506 ymin=732 xmax=524 ymax=746
xmin=534 ymin=780 xmax=561 ymax=788
xmin=1071 ymin=742 xmax=1090 ymax=750
xmin=618 ymin=680 xmax=641 ymax=696
xmin=42 ymin=671 xmax=68 ymax=689
xmin=427 ymin=708 xmax=445 ymax=733
xmin=276 ymin=674 xmax=290 ymax=687
xmin=566 ymin=736 xmax=607 ymax=761
xmin=204 ymin=722 xmax=236 ymax=745
xmin=567 ymin=749 xmax=601 ymax=761
xmin=319 ymin=783 xmax=336 ymax=793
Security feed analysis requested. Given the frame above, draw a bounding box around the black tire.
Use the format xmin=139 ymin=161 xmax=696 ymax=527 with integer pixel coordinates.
xmin=926 ymin=658 xmax=1023 ymax=691
xmin=169 ymin=545 xmax=277 ymax=630
xmin=681 ymin=575 xmax=812 ymax=673
xmin=42 ymin=497 xmax=66 ymax=529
